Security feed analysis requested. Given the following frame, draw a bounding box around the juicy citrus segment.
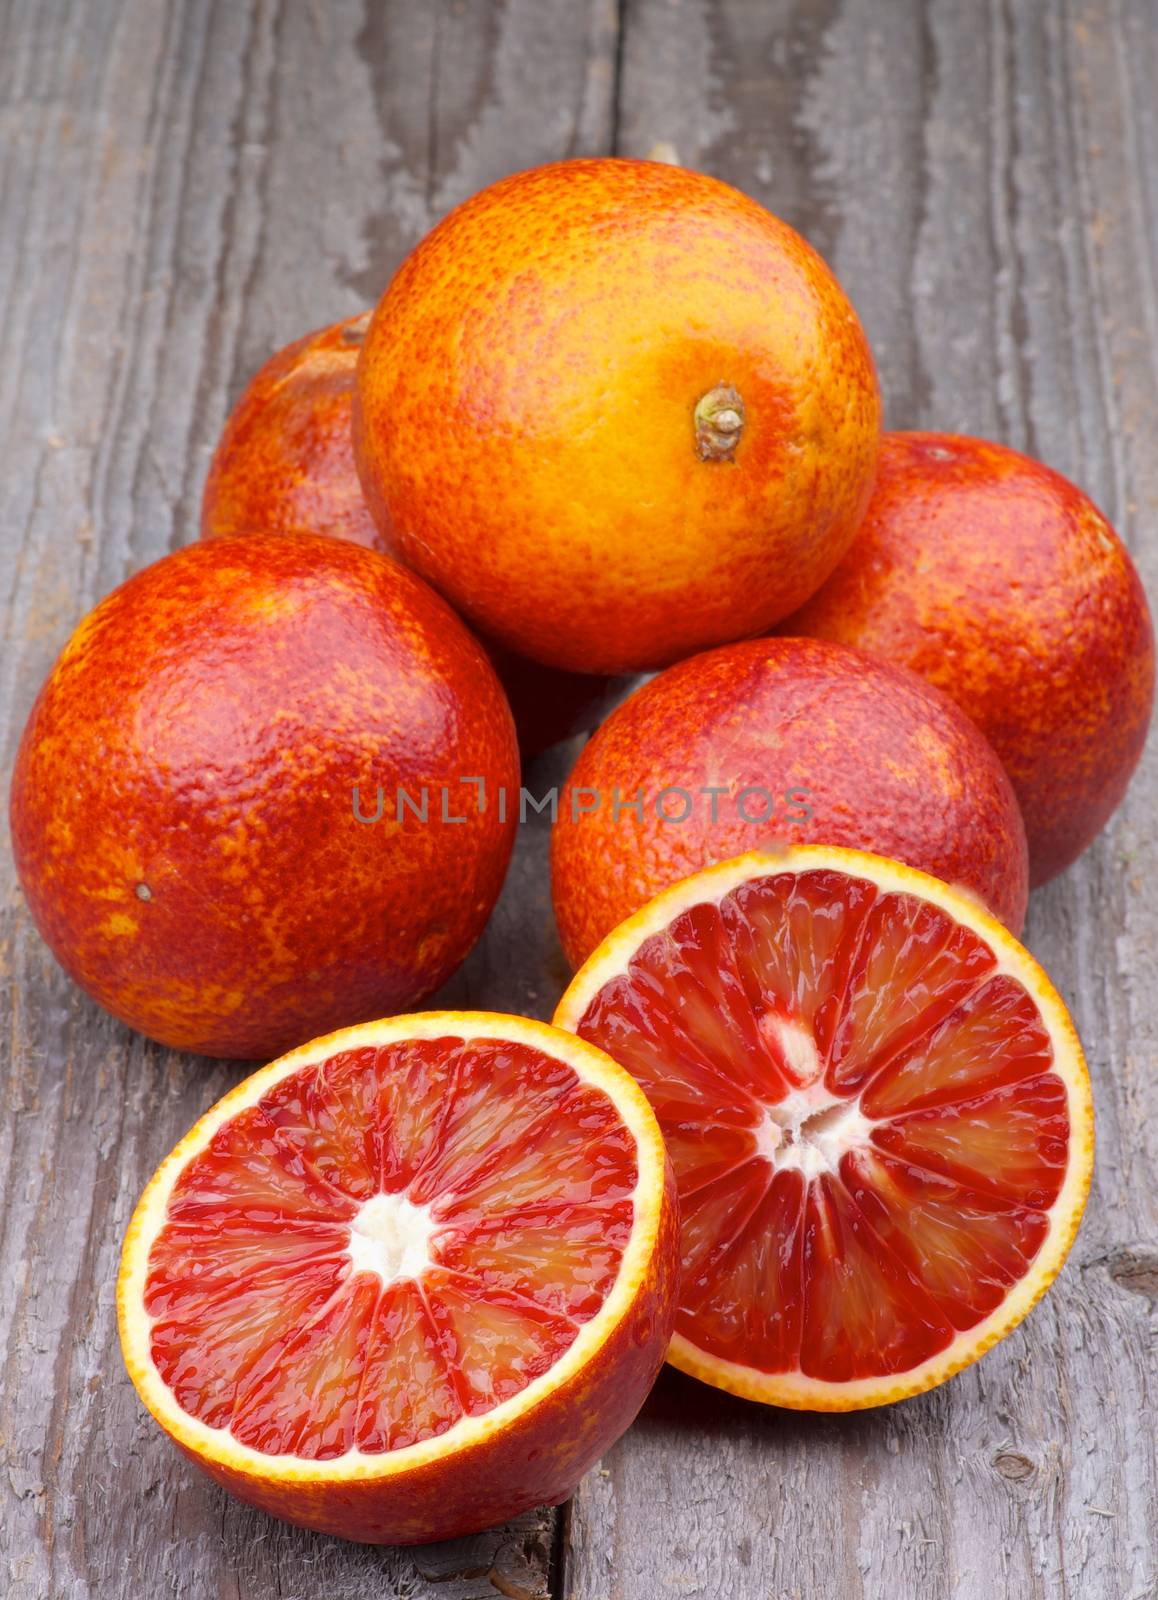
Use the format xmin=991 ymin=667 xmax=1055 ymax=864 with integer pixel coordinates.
xmin=860 ymin=974 xmax=1055 ymax=1117
xmin=872 ymin=1076 xmax=1069 ymax=1203
xmin=144 ymin=1216 xmax=350 ymax=1318
xmin=231 ymin=1274 xmax=381 ymax=1458
xmin=258 ymin=1047 xmax=385 ymax=1198
xmin=434 ymin=1093 xmax=638 ymax=1221
xmin=844 ymin=1149 xmax=1050 ymax=1327
xmin=824 ymin=893 xmax=999 ymax=1092
xmin=555 ymin=847 xmax=1093 ymax=1410
xmin=166 ymin=1102 xmax=361 ymax=1223
xmin=435 ymin=1198 xmax=635 ymax=1321
xmin=679 ymin=1166 xmax=806 ymax=1371
xmin=721 ymin=869 xmax=876 ymax=1067
xmin=798 ymin=1173 xmax=954 ymax=1381
xmin=148 ymin=1256 xmax=349 ymax=1430
xmin=405 ymin=1039 xmax=579 ymax=1202
xmin=355 ymin=1278 xmax=461 ymax=1454
xmin=143 ymin=1034 xmax=632 ymax=1452
xmin=119 ymin=1012 xmax=674 ymax=1513
xmin=421 ymin=1269 xmax=579 ymax=1414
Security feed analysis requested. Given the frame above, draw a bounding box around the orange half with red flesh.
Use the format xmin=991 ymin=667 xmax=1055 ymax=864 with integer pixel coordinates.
xmin=118 ymin=1013 xmax=678 ymax=1543
xmin=555 ymin=847 xmax=1092 ymax=1409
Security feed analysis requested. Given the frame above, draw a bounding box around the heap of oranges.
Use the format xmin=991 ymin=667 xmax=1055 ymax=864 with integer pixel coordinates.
xmin=9 ymin=159 xmax=1150 ymax=1545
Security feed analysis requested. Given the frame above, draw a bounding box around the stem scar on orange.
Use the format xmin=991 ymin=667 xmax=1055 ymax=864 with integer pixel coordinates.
xmin=555 ymin=847 xmax=1092 ymax=1410
xmin=353 ymin=158 xmax=882 ymax=675
xmin=118 ymin=1013 xmax=679 ymax=1544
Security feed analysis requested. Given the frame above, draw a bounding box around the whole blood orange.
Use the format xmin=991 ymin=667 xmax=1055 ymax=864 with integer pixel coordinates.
xmin=118 ymin=1012 xmax=678 ymax=1542
xmin=783 ymin=432 xmax=1155 ymax=885
xmin=9 ymin=535 xmax=518 ymax=1058
xmin=353 ymin=158 xmax=882 ymax=674
xmin=201 ymin=312 xmax=383 ymax=550
xmin=555 ymin=847 xmax=1092 ymax=1409
xmin=200 ymin=315 xmax=624 ymax=758
xmin=550 ymin=637 xmax=1029 ymax=968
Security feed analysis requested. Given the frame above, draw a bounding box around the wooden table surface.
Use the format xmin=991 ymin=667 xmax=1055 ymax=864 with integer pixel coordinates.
xmin=2 ymin=2 xmax=1156 ymax=1597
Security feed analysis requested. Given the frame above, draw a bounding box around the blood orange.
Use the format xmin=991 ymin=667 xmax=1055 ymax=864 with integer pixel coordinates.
xmin=782 ymin=431 xmax=1155 ymax=885
xmin=118 ymin=1013 xmax=678 ymax=1543
xmin=10 ymin=534 xmax=518 ymax=1058
xmin=555 ymin=848 xmax=1092 ymax=1409
xmin=201 ymin=312 xmax=382 ymax=550
xmin=199 ymin=313 xmax=624 ymax=761
xmin=551 ymin=637 xmax=1029 ymax=969
xmin=354 ymin=158 xmax=881 ymax=673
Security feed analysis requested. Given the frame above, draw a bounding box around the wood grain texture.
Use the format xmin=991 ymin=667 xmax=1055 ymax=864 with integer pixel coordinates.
xmin=1 ymin=2 xmax=1155 ymax=1599
xmin=571 ymin=2 xmax=1157 ymax=1598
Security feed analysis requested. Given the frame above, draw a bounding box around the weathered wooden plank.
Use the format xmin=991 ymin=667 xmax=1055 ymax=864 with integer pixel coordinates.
xmin=0 ymin=2 xmax=617 ymax=1597
xmin=566 ymin=2 xmax=1157 ymax=1598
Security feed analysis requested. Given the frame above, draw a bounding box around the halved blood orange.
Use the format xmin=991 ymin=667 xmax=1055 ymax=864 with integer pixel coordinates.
xmin=554 ymin=847 xmax=1093 ymax=1410
xmin=117 ymin=1013 xmax=678 ymax=1543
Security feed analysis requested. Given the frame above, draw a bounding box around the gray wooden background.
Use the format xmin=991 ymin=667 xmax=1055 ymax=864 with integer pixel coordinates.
xmin=2 ymin=2 xmax=1155 ymax=1597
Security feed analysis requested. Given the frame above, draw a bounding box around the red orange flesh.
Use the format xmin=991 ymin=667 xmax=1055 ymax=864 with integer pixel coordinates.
xmin=555 ymin=848 xmax=1092 ymax=1409
xmin=118 ymin=1014 xmax=678 ymax=1543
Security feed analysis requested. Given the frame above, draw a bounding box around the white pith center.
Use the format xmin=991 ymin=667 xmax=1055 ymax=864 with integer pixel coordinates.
xmin=755 ymin=1016 xmax=874 ymax=1179
xmin=346 ymin=1191 xmax=437 ymax=1285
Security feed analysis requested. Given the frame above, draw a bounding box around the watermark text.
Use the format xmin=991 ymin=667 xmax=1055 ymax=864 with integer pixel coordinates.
xmin=352 ymin=780 xmax=813 ymax=827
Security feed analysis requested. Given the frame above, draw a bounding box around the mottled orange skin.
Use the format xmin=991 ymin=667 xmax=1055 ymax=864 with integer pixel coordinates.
xmin=201 ymin=312 xmax=385 ymax=550
xmin=9 ymin=535 xmax=519 ymax=1058
xmin=354 ymin=158 xmax=882 ymax=674
xmin=172 ymin=1165 xmax=679 ymax=1543
xmin=783 ymin=433 xmax=1156 ymax=885
xmin=201 ymin=315 xmax=622 ymax=757
xmin=551 ymin=637 xmax=1029 ymax=967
